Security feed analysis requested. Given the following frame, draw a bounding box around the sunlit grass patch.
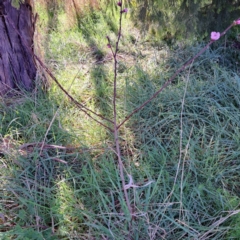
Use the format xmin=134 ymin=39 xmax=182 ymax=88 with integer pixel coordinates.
xmin=1 ymin=2 xmax=240 ymax=239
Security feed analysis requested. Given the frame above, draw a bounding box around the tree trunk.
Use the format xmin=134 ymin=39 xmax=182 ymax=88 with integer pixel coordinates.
xmin=0 ymin=0 xmax=36 ymax=96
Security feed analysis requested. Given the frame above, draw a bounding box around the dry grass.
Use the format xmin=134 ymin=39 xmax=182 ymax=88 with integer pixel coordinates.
xmin=35 ymin=0 xmax=100 ymax=29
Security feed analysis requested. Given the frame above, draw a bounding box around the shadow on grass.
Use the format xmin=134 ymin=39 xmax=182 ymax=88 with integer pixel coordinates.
xmin=0 ymin=7 xmax=118 ymax=237
xmin=0 ymin=88 xmax=115 ymax=238
xmin=2 ymin=3 xmax=240 ymax=238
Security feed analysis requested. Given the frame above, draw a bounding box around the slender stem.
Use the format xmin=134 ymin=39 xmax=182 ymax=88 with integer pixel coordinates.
xmin=113 ymin=3 xmax=123 ymax=122
xmin=111 ymin=2 xmax=132 ymax=214
xmin=113 ymin=127 xmax=132 ymax=213
xmin=117 ymin=22 xmax=236 ymax=129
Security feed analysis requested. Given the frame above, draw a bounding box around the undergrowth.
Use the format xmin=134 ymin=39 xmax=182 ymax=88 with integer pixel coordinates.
xmin=0 ymin=1 xmax=240 ymax=239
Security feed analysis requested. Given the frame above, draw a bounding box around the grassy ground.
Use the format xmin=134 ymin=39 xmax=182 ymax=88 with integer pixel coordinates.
xmin=1 ymin=2 xmax=240 ymax=239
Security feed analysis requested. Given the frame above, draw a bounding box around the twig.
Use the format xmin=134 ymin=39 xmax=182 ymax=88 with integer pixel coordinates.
xmin=124 ymin=174 xmax=154 ymax=190
xmin=19 ymin=142 xmax=109 ymax=152
xmin=108 ymin=1 xmax=132 ymax=215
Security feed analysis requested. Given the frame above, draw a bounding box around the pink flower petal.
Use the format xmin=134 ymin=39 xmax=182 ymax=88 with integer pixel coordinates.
xmin=235 ymin=19 xmax=240 ymax=25
xmin=211 ymin=32 xmax=220 ymax=41
xmin=121 ymin=8 xmax=128 ymax=13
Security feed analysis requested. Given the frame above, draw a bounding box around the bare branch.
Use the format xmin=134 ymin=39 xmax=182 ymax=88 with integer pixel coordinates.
xmin=117 ymin=22 xmax=236 ymax=129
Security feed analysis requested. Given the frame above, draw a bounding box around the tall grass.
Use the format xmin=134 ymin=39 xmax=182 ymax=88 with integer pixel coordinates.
xmin=1 ymin=1 xmax=240 ymax=239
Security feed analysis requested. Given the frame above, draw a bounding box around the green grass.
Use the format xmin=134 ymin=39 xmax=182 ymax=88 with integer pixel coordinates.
xmin=1 ymin=2 xmax=240 ymax=239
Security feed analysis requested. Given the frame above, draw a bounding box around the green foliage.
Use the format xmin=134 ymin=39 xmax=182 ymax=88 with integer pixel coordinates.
xmin=229 ymin=214 xmax=240 ymax=238
xmin=131 ymin=0 xmax=240 ymax=41
xmin=3 ymin=225 xmax=56 ymax=240
xmin=1 ymin=1 xmax=240 ymax=239
xmin=2 ymin=39 xmax=240 ymax=238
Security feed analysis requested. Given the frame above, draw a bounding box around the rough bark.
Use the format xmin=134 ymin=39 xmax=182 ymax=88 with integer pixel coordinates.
xmin=0 ymin=0 xmax=36 ymax=95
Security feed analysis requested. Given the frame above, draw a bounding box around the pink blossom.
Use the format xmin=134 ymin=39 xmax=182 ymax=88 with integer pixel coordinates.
xmin=121 ymin=8 xmax=128 ymax=13
xmin=211 ymin=32 xmax=220 ymax=41
xmin=107 ymin=43 xmax=111 ymax=48
xmin=117 ymin=2 xmax=122 ymax=7
xmin=234 ymin=19 xmax=240 ymax=25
